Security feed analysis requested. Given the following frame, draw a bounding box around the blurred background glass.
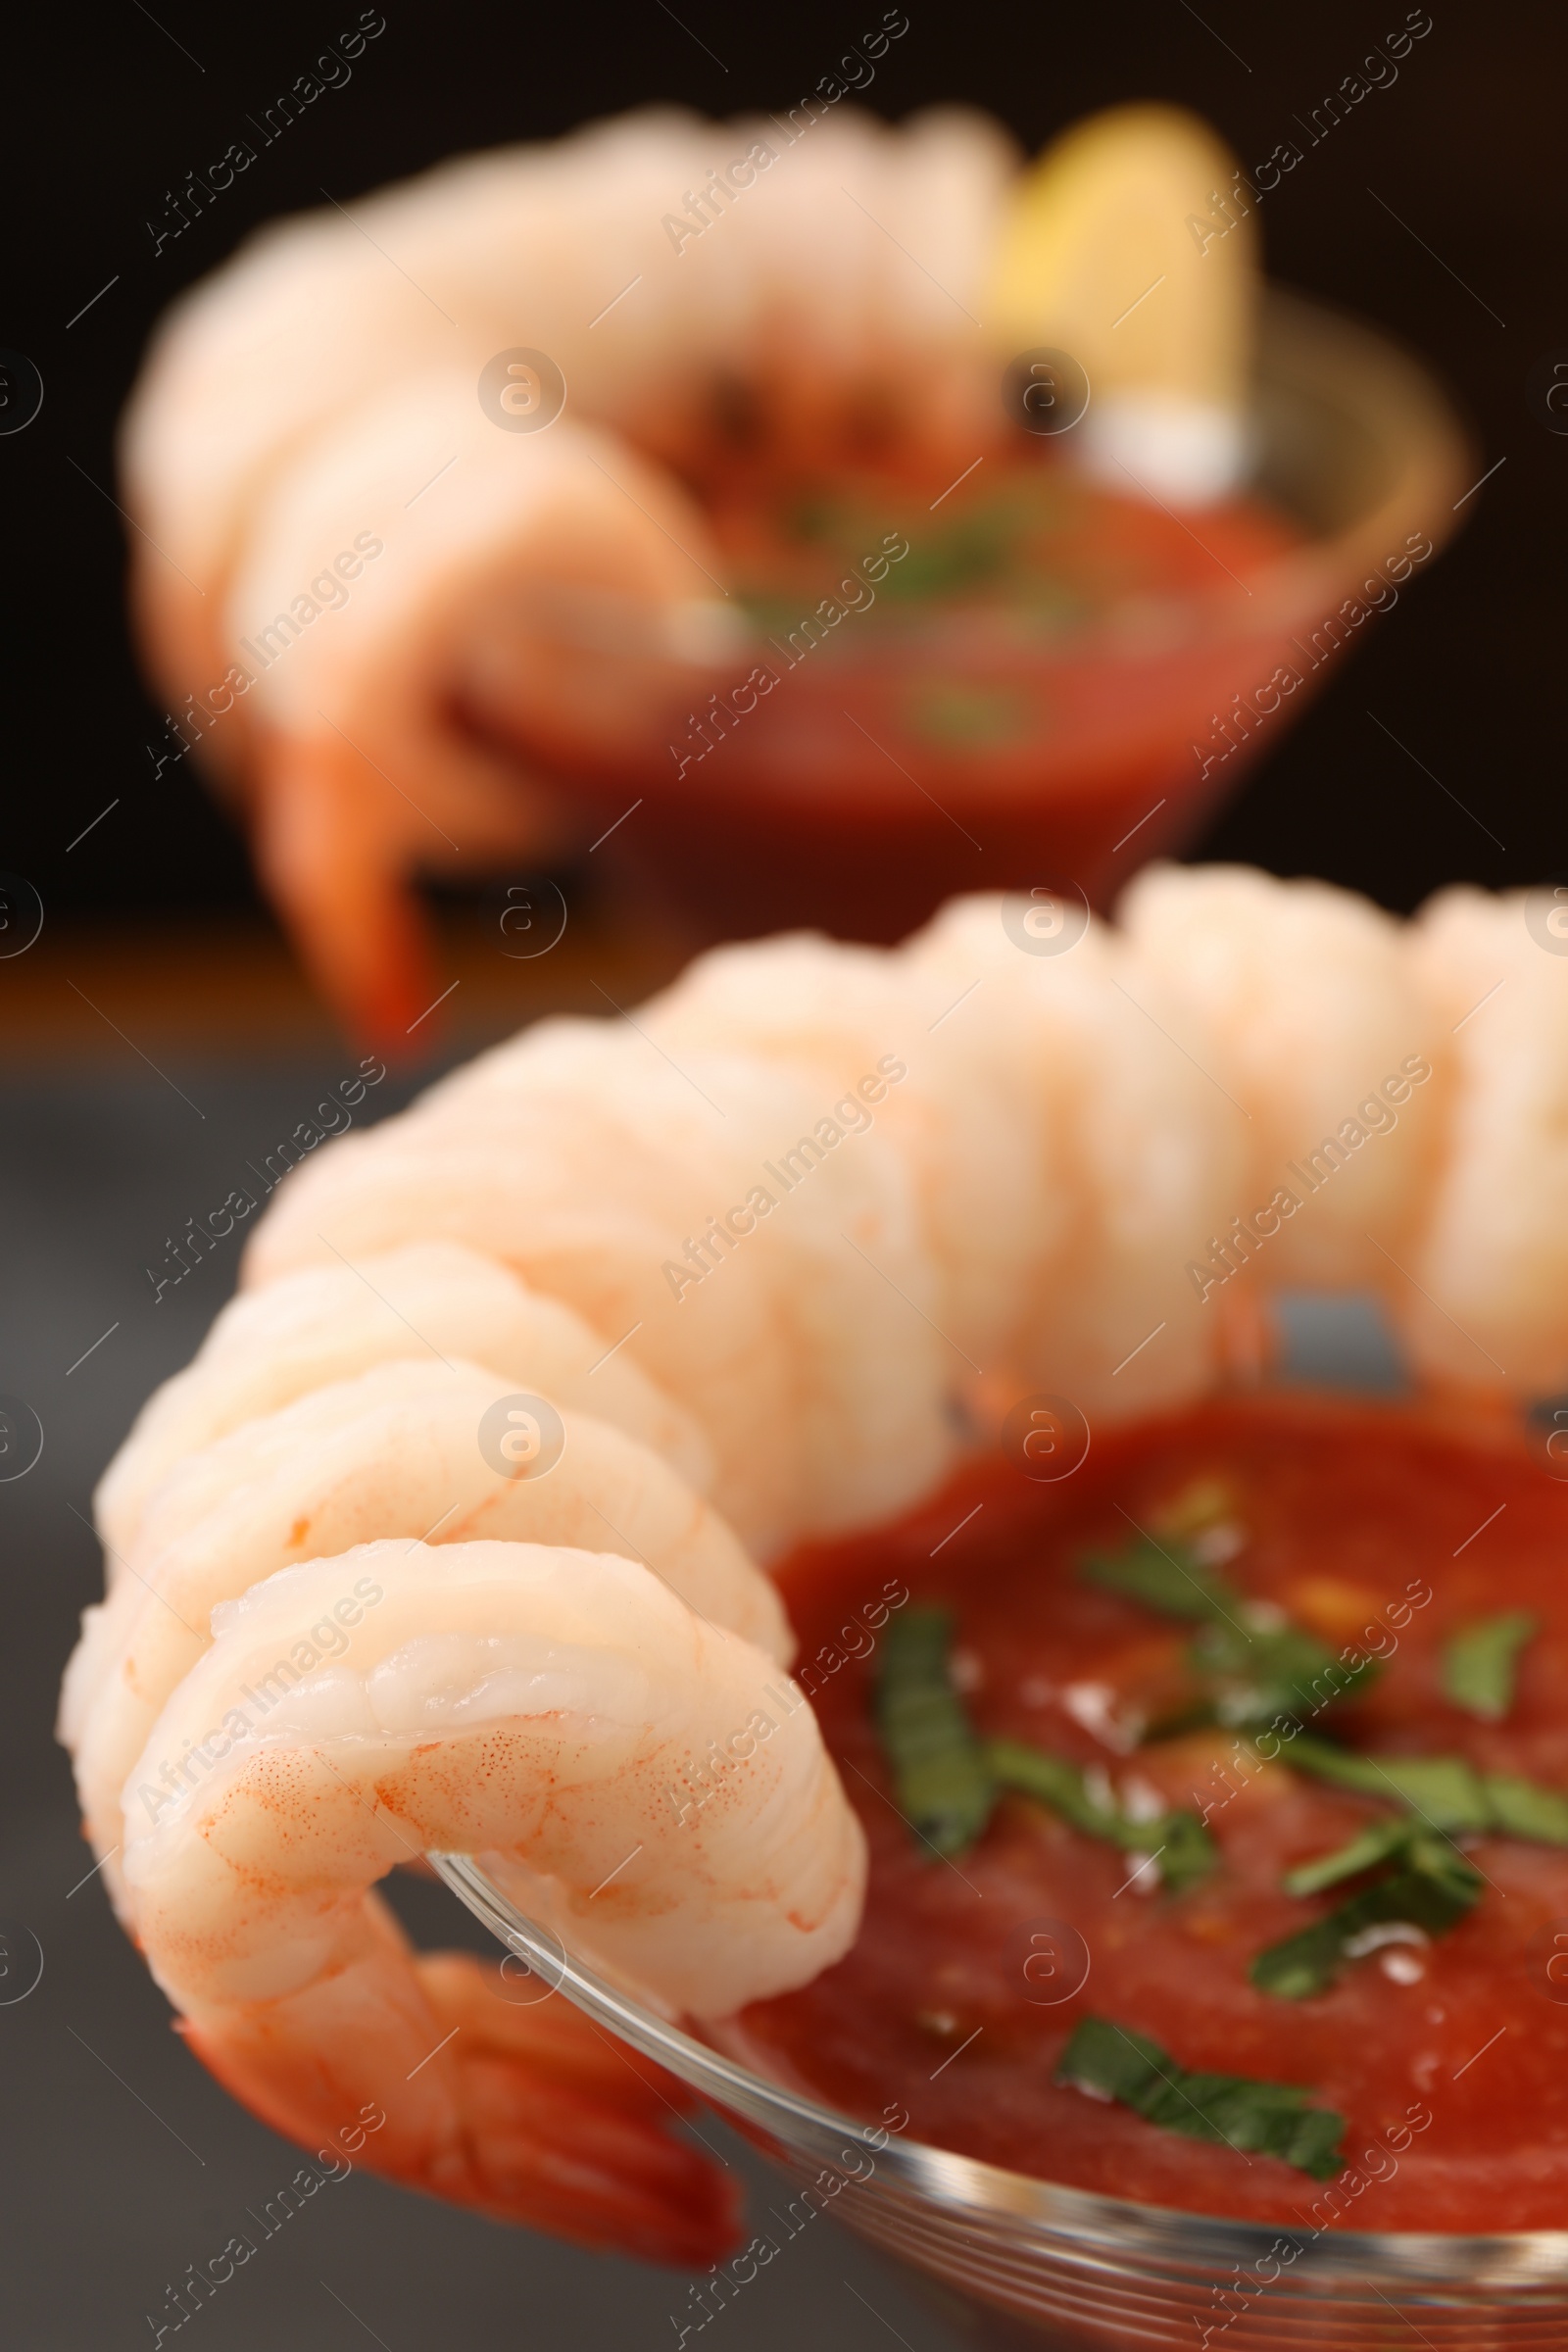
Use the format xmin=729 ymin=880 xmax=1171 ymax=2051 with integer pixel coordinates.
xmin=6 ymin=0 xmax=1556 ymax=1017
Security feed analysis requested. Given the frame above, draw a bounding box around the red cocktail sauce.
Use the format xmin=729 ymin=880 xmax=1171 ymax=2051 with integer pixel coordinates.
xmin=732 ymin=1396 xmax=1568 ymax=2230
xmin=550 ymin=453 xmax=1307 ymax=944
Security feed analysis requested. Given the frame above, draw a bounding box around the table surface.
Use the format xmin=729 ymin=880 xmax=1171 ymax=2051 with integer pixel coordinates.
xmin=0 ymin=922 xmax=968 ymax=2350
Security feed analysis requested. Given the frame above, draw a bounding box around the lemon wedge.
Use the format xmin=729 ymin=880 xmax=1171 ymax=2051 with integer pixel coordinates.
xmin=987 ymin=104 xmax=1257 ymax=505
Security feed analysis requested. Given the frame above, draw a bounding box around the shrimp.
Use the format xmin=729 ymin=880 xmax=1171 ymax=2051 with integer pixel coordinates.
xmin=65 ymin=1359 xmax=789 ymax=1888
xmin=641 ymin=913 xmax=1247 ymax=1408
xmin=903 ymin=893 xmax=1251 ymax=1415
xmin=641 ymin=930 xmax=1045 ymax=1382
xmin=122 ymin=106 xmax=1014 ymax=1041
xmin=94 ymin=1239 xmax=712 ymax=1562
xmin=120 ymin=1538 xmax=861 ymax=2258
xmin=1116 ymin=863 xmax=1449 ymax=1289
xmin=243 ymin=1019 xmax=954 ymax=1556
xmin=65 ymin=861 xmax=1568 ymax=2267
xmin=228 ymin=392 xmax=728 ymax=1039
xmin=123 ymin=101 xmax=1259 ymax=1043
xmin=241 ymin=866 xmax=1568 ymax=1428
xmin=1404 ymin=885 xmax=1568 ymax=1391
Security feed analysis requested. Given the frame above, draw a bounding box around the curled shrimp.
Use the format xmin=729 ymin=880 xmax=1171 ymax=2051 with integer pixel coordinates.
xmin=121 ymin=1538 xmax=860 ymax=2260
xmin=94 ymin=1239 xmax=713 ymax=1563
xmin=1404 ymin=885 xmax=1568 ymax=1390
xmin=122 ymin=101 xmax=1261 ymax=1044
xmin=123 ymin=106 xmax=1013 ymax=1042
xmin=65 ymin=1357 xmax=789 ymax=1890
xmin=241 ymin=1020 xmax=953 ymax=1556
xmin=65 ymin=862 xmax=1568 ymax=2266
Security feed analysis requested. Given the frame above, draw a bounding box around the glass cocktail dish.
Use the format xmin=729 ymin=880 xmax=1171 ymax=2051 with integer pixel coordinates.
xmin=466 ymin=289 xmax=1470 ymax=947
xmin=431 ymin=1850 xmax=1568 ymax=2350
xmin=430 ymin=1321 xmax=1568 ymax=2351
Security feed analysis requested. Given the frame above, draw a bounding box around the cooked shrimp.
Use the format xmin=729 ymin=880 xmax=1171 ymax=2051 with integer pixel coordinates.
xmin=65 ymin=861 xmax=1568 ymax=2268
xmin=642 ymin=930 xmax=1043 ymax=1380
xmin=643 ymin=915 xmax=1249 ymax=1407
xmin=1404 ymin=886 xmax=1568 ymax=1391
xmin=95 ymin=1239 xmax=712 ymax=1562
xmin=238 ymin=868 xmax=1568 ymax=1442
xmin=904 ymin=894 xmax=1251 ymax=1416
xmin=231 ymin=391 xmax=728 ymax=1038
xmin=67 ymin=1360 xmax=789 ymax=1885
xmin=1117 ymin=863 xmax=1450 ymax=1288
xmin=244 ymin=1020 xmax=953 ymax=1555
xmin=120 ymin=1538 xmax=862 ymax=2254
xmin=123 ymin=106 xmax=1014 ymax=1040
xmin=124 ymin=101 xmax=1260 ymax=1042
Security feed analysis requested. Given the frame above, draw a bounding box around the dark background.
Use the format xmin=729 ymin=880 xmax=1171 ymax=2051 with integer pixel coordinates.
xmin=3 ymin=0 xmax=1564 ymax=928
xmin=1 ymin=4 xmax=1564 ymax=2345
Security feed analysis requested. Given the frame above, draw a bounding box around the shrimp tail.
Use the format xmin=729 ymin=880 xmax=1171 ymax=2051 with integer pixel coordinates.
xmin=251 ymin=727 xmax=440 ymax=1054
xmin=416 ymin=1949 xmax=744 ymax=2263
xmin=177 ymin=1909 xmax=741 ymax=2266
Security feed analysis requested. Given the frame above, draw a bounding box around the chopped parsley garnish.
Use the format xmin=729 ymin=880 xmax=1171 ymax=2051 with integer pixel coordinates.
xmin=1281 ymin=1814 xmax=1425 ymax=1897
xmin=874 ymin=1612 xmax=1210 ymax=1882
xmin=1441 ymin=1610 xmax=1538 ymax=1721
xmin=1190 ymin=1615 xmax=1378 ymax=1732
xmin=873 ymin=1607 xmax=994 ymax=1856
xmin=1082 ymin=1533 xmax=1379 ymax=1733
xmin=988 ymin=1740 xmax=1214 ymax=1892
xmin=1285 ymin=1734 xmax=1568 ymax=1843
xmin=1486 ymin=1774 xmax=1568 ymax=1842
xmin=1082 ymin=1532 xmax=1232 ymax=1620
xmin=1250 ymin=1731 xmax=1568 ymax=1997
xmin=1251 ymin=1836 xmax=1483 ymax=2000
xmin=781 ymin=484 xmax=1054 ymax=607
xmin=1054 ymin=2016 xmax=1347 ymax=2179
xmin=881 ymin=504 xmax=1019 ymax=601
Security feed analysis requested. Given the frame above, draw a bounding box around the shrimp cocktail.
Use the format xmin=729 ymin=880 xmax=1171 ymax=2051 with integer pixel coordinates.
xmin=76 ymin=78 xmax=1525 ymax=2351
xmin=61 ymin=856 xmax=1568 ymax=2342
xmin=120 ymin=97 xmax=1463 ymax=1042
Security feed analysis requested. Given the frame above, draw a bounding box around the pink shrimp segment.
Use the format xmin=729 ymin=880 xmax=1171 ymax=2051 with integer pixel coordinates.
xmin=250 ymin=732 xmax=442 ymax=1049
xmin=186 ymin=1927 xmax=740 ymax=2265
xmin=114 ymin=1539 xmax=861 ymax=2264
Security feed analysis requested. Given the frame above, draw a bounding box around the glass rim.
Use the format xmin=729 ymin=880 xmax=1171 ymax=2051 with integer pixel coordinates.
xmin=429 ymin=1851 xmax=1568 ymax=2291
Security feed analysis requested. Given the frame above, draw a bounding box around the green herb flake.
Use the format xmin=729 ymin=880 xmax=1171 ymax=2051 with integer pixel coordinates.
xmin=1483 ymin=1772 xmax=1568 ymax=1843
xmin=1285 ymin=1735 xmax=1568 ymax=1845
xmin=1082 ymin=1534 xmax=1228 ymax=1620
xmin=785 ymin=490 xmax=853 ymax=545
xmin=1251 ymin=1842 xmax=1483 ymax=2001
xmin=907 ymin=684 xmax=1030 ymax=747
xmin=873 ymin=1606 xmax=994 ymax=1857
xmin=1192 ymin=1618 xmax=1379 ymax=1732
xmin=1284 ymin=1737 xmax=1491 ymax=1832
xmin=1441 ymin=1610 xmax=1538 ymax=1722
xmin=1054 ymin=2017 xmax=1347 ymax=2180
xmin=1082 ymin=1536 xmax=1380 ymax=1734
xmin=882 ymin=506 xmax=1020 ymax=602
xmin=988 ymin=1739 xmax=1214 ymax=1892
xmin=1281 ymin=1815 xmax=1421 ymax=1898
